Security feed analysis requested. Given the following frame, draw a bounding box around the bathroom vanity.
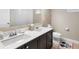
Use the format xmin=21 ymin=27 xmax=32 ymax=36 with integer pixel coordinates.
xmin=0 ymin=27 xmax=53 ymax=49
xmin=17 ymin=30 xmax=53 ymax=49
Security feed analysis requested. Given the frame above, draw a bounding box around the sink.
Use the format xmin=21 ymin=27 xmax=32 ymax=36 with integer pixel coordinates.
xmin=1 ymin=34 xmax=31 ymax=46
xmin=25 ymin=30 xmax=40 ymax=37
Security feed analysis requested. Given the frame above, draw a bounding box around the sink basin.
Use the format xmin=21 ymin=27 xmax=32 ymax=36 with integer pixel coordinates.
xmin=25 ymin=31 xmax=40 ymax=37
xmin=1 ymin=34 xmax=31 ymax=46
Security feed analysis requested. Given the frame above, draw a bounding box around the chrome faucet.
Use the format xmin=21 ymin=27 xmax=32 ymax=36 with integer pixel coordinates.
xmin=9 ymin=31 xmax=17 ymax=37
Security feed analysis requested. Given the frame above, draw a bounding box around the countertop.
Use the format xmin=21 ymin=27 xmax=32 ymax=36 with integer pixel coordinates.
xmin=0 ymin=27 xmax=53 ymax=49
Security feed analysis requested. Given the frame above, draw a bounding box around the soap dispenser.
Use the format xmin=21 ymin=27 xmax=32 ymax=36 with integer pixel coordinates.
xmin=29 ymin=24 xmax=34 ymax=31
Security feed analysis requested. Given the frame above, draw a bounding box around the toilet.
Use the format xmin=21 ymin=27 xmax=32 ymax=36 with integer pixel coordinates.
xmin=53 ymin=32 xmax=72 ymax=49
xmin=53 ymin=32 xmax=62 ymax=42
xmin=53 ymin=32 xmax=62 ymax=49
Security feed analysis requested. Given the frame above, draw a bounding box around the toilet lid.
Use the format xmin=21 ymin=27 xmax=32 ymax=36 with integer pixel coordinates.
xmin=53 ymin=32 xmax=61 ymax=38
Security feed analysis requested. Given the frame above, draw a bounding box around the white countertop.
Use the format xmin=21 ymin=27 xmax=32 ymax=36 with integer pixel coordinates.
xmin=0 ymin=27 xmax=53 ymax=49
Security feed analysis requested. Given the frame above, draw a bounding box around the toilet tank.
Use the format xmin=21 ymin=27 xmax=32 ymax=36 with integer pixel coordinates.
xmin=53 ymin=32 xmax=62 ymax=42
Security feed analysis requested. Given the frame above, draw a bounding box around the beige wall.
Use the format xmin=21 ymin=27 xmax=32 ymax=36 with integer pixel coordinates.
xmin=51 ymin=9 xmax=79 ymax=41
xmin=33 ymin=9 xmax=51 ymax=26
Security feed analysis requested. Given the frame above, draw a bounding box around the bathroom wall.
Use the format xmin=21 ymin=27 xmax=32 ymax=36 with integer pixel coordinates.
xmin=33 ymin=9 xmax=51 ymax=26
xmin=51 ymin=9 xmax=79 ymax=41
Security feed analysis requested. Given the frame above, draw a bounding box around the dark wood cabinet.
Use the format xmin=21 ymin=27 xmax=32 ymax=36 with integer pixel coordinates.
xmin=38 ymin=34 xmax=47 ymax=49
xmin=17 ymin=38 xmax=38 ymax=49
xmin=17 ymin=30 xmax=53 ymax=49
xmin=17 ymin=44 xmax=26 ymax=49
xmin=25 ymin=39 xmax=38 ymax=49
xmin=46 ymin=30 xmax=53 ymax=49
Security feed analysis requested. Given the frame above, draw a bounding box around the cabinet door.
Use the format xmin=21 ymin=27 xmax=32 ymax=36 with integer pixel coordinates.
xmin=38 ymin=34 xmax=47 ymax=49
xmin=27 ymin=39 xmax=38 ymax=49
xmin=46 ymin=30 xmax=53 ymax=49
xmin=17 ymin=39 xmax=38 ymax=49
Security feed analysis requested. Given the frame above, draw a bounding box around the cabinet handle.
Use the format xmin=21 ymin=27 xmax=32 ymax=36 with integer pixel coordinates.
xmin=26 ymin=46 xmax=29 ymax=49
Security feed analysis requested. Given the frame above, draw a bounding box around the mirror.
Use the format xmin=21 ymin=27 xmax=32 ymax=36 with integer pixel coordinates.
xmin=0 ymin=9 xmax=33 ymax=31
xmin=10 ymin=9 xmax=33 ymax=26
xmin=0 ymin=9 xmax=43 ymax=31
xmin=0 ymin=9 xmax=34 ymax=28
xmin=0 ymin=9 xmax=10 ymax=28
xmin=0 ymin=9 xmax=51 ymax=31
